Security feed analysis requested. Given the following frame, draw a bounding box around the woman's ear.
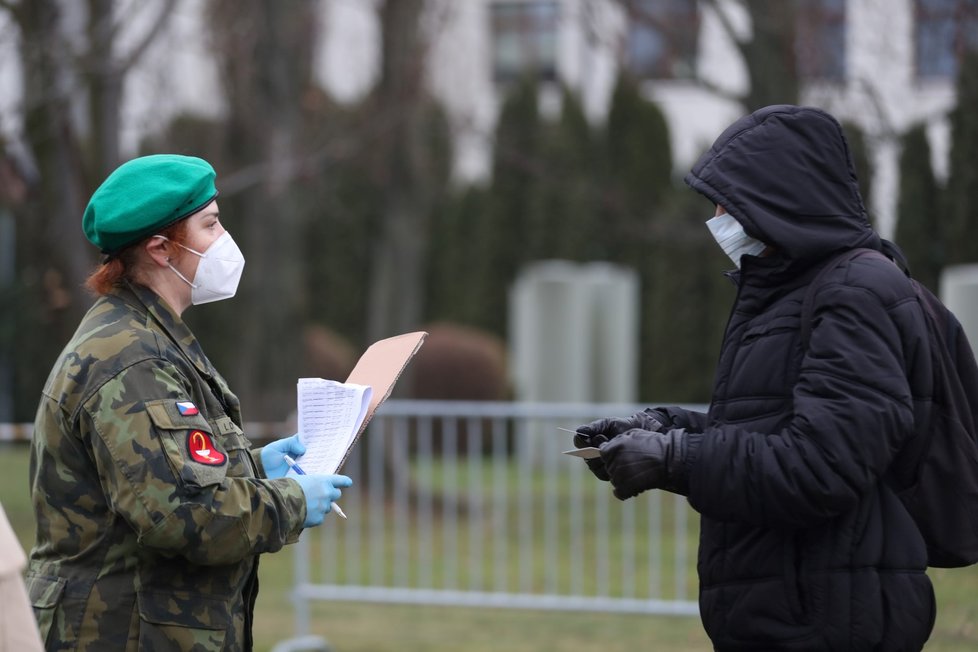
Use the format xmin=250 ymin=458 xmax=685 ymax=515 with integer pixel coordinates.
xmin=143 ymin=236 xmax=172 ymax=268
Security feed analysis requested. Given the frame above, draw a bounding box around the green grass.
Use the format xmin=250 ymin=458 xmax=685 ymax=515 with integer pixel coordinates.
xmin=4 ymin=442 xmax=978 ymax=651
xmin=315 ymin=457 xmax=699 ymax=600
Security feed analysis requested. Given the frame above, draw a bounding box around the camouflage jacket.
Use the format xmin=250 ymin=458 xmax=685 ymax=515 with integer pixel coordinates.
xmin=27 ymin=282 xmax=306 ymax=651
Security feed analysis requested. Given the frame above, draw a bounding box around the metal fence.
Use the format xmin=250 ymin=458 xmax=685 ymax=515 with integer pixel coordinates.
xmin=1 ymin=400 xmax=705 ymax=652
xmin=274 ymin=400 xmax=703 ymax=651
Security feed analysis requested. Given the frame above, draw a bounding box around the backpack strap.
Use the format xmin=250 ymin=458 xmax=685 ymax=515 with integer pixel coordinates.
xmin=799 ymin=248 xmax=887 ymax=349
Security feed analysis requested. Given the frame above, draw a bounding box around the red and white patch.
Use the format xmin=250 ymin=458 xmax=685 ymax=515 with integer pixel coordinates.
xmin=176 ymin=401 xmax=199 ymax=416
xmin=187 ymin=430 xmax=226 ymax=466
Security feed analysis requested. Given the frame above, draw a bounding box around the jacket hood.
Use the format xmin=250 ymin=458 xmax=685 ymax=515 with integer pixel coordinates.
xmin=685 ymin=105 xmax=879 ymax=266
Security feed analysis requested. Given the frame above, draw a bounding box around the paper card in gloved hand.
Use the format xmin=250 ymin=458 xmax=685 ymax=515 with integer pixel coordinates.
xmin=562 ymin=447 xmax=601 ymax=459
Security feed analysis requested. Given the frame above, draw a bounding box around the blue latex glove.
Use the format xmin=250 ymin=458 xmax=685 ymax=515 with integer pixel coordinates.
xmin=260 ymin=434 xmax=306 ymax=479
xmin=294 ymin=474 xmax=354 ymax=527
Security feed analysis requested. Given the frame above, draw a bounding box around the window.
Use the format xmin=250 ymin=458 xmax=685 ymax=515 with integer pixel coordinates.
xmin=490 ymin=1 xmax=559 ymax=83
xmin=796 ymin=0 xmax=847 ymax=81
xmin=625 ymin=0 xmax=700 ymax=80
xmin=916 ymin=0 xmax=978 ymax=79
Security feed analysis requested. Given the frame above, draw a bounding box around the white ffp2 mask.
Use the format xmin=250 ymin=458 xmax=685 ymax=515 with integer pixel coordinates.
xmin=158 ymin=231 xmax=246 ymax=304
xmin=706 ymin=213 xmax=766 ymax=268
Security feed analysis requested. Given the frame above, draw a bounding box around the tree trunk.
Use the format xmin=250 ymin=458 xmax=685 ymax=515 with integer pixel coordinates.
xmin=86 ymin=0 xmax=122 ymax=178
xmin=13 ymin=0 xmax=93 ymax=418
xmin=207 ymin=0 xmax=316 ymax=420
xmin=740 ymin=0 xmax=799 ymax=110
xmin=366 ymin=0 xmax=431 ymax=346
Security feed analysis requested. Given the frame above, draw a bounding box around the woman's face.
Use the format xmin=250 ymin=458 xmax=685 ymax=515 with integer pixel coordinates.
xmin=185 ymin=201 xmax=225 ymax=252
xmin=179 ymin=201 xmax=225 ymax=279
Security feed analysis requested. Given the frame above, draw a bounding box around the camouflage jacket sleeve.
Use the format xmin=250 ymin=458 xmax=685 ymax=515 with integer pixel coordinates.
xmin=83 ymin=358 xmax=306 ymax=565
xmin=250 ymin=448 xmax=267 ymax=477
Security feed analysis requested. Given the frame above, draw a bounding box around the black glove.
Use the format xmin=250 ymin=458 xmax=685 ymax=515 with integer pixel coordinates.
xmin=600 ymin=428 xmax=691 ymax=499
xmin=572 ymin=432 xmax=610 ymax=480
xmin=572 ymin=410 xmax=666 ymax=481
xmin=575 ymin=409 xmax=666 ymax=443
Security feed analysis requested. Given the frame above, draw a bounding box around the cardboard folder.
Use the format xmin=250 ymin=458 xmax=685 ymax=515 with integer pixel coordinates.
xmin=294 ymin=331 xmax=427 ymax=475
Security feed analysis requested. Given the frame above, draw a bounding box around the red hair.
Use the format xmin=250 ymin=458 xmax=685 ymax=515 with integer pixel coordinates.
xmin=85 ymin=219 xmax=191 ymax=296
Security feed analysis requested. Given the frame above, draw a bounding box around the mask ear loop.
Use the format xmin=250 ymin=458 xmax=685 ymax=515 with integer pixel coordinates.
xmin=153 ymin=234 xmax=205 ymax=257
xmin=153 ymin=235 xmax=200 ymax=289
xmin=167 ymin=263 xmax=198 ymax=289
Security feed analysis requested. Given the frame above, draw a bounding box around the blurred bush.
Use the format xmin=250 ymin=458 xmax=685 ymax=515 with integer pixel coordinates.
xmin=407 ymin=322 xmax=511 ymax=457
xmin=410 ymin=322 xmax=509 ymax=401
xmin=301 ymin=324 xmax=358 ymax=381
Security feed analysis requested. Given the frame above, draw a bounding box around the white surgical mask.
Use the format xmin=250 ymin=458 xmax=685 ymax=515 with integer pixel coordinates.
xmin=157 ymin=231 xmax=246 ymax=304
xmin=706 ymin=213 xmax=767 ymax=268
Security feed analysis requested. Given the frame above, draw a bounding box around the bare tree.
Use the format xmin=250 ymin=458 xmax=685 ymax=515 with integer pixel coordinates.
xmin=0 ymin=0 xmax=177 ymax=418
xmin=205 ymin=0 xmax=318 ymax=418
xmin=13 ymin=0 xmax=91 ymax=308
xmin=702 ymin=0 xmax=799 ymax=110
xmin=610 ymin=0 xmax=800 ymax=109
xmin=365 ymin=0 xmax=449 ymax=346
xmin=85 ymin=0 xmax=178 ymax=178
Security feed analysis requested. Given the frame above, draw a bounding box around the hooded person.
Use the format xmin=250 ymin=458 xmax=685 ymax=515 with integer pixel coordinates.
xmin=574 ymin=105 xmax=935 ymax=651
xmin=27 ymin=154 xmax=352 ymax=651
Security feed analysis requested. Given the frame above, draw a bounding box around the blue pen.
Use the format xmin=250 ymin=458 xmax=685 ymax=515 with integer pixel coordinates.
xmin=283 ymin=455 xmax=347 ymax=519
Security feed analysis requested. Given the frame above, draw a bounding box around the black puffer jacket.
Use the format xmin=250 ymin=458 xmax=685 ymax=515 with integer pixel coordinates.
xmin=672 ymin=105 xmax=936 ymax=650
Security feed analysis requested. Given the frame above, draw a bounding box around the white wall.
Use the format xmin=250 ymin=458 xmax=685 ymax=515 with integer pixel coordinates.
xmin=316 ymin=0 xmax=380 ymax=104
xmin=804 ymin=0 xmax=956 ymax=238
xmin=422 ymin=0 xmax=751 ymax=182
xmin=0 ymin=0 xmax=959 ymax=231
xmin=422 ymin=0 xmax=959 ymax=236
xmin=426 ymin=2 xmax=497 ymax=183
xmin=0 ymin=11 xmax=22 ymax=144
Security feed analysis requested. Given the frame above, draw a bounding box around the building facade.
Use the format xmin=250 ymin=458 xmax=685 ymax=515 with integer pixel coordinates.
xmin=1 ymin=0 xmax=974 ymax=237
xmin=418 ymin=0 xmax=974 ymax=237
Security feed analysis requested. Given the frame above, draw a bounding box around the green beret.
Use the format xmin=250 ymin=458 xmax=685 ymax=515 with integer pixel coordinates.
xmin=83 ymin=154 xmax=219 ymax=254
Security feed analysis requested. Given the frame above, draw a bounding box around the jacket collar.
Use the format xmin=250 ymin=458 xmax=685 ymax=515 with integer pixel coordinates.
xmin=113 ymin=281 xmax=214 ymax=379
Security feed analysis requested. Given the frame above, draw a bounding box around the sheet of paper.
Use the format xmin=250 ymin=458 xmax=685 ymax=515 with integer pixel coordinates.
xmin=288 ymin=331 xmax=427 ymax=475
xmin=293 ymin=378 xmax=373 ymax=475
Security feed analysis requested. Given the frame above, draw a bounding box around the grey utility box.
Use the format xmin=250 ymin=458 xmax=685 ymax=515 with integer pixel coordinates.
xmin=941 ymin=264 xmax=978 ymax=359
xmin=509 ymin=260 xmax=640 ymax=464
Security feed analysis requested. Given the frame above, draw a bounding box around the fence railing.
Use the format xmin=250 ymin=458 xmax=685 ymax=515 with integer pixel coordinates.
xmin=2 ymin=399 xmax=705 ymax=652
xmin=274 ymin=400 xmax=703 ymax=651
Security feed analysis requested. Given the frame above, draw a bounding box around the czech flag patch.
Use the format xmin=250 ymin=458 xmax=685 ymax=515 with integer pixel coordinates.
xmin=176 ymin=401 xmax=199 ymax=416
xmin=187 ymin=430 xmax=226 ymax=466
